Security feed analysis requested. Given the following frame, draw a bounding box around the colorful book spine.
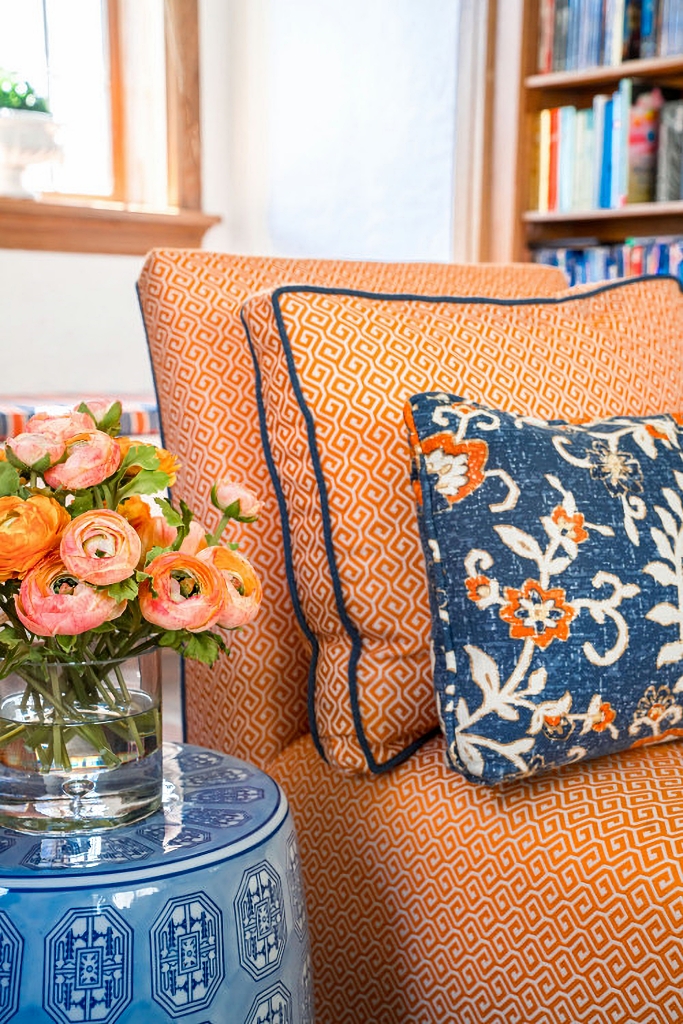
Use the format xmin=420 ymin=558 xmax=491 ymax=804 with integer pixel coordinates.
xmin=559 ymin=106 xmax=577 ymax=209
xmin=538 ymin=0 xmax=556 ymax=72
xmin=532 ymin=236 xmax=683 ymax=285
xmin=627 ymin=87 xmax=663 ymax=203
xmin=549 ymin=107 xmax=561 ymax=211
xmin=600 ymin=98 xmax=614 ymax=207
xmin=640 ymin=0 xmax=659 ymax=57
xmin=592 ymin=94 xmax=609 ymax=207
xmin=538 ymin=109 xmax=552 ymax=211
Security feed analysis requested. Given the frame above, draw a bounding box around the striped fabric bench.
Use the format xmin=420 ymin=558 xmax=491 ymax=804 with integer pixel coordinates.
xmin=0 ymin=396 xmax=160 ymax=443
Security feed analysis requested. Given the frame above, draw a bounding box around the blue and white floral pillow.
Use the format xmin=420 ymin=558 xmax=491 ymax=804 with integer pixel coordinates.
xmin=406 ymin=391 xmax=683 ymax=784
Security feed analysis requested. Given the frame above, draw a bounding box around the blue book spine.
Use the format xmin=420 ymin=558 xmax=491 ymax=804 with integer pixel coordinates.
xmin=600 ymin=99 xmax=614 ymax=207
xmin=640 ymin=0 xmax=658 ymax=56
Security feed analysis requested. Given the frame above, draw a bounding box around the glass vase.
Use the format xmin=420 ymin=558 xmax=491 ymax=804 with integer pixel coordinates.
xmin=0 ymin=648 xmax=162 ymax=833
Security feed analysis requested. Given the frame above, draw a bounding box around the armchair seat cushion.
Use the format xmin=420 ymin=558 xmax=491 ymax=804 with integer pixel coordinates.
xmin=269 ymin=732 xmax=683 ymax=1024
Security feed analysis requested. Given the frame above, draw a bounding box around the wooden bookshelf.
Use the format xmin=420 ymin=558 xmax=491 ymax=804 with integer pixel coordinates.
xmin=513 ymin=0 xmax=683 ymax=261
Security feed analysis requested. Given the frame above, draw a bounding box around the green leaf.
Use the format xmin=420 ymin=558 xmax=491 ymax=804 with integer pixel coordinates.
xmin=117 ymin=470 xmax=169 ymax=501
xmin=153 ymin=496 xmax=183 ymax=527
xmin=0 ymin=461 xmax=20 ymax=497
xmin=0 ymin=625 xmax=21 ymax=648
xmin=144 ymin=546 xmax=167 ymax=566
xmin=55 ymin=634 xmax=78 ymax=652
xmin=105 ymin=577 xmax=139 ymax=602
xmin=99 ymin=401 xmax=122 ymax=435
xmin=68 ymin=492 xmax=95 ymax=517
xmin=171 ymin=500 xmax=195 ymax=550
xmin=120 ymin=444 xmax=160 ymax=472
xmin=182 ymin=631 xmax=225 ymax=665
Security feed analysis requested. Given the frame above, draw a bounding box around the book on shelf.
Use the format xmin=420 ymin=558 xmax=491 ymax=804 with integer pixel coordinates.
xmin=656 ymin=98 xmax=683 ymax=200
xmin=628 ymin=87 xmax=664 ymax=202
xmin=537 ymin=0 xmax=683 ymax=72
xmin=532 ymin=79 xmax=683 ymax=213
xmin=531 ymin=235 xmax=683 ymax=285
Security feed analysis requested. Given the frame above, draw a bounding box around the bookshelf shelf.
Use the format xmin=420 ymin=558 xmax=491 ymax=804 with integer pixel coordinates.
xmin=526 ymin=55 xmax=683 ymax=91
xmin=524 ymin=200 xmax=683 ymax=222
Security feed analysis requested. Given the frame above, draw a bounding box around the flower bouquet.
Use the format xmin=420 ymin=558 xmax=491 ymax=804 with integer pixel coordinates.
xmin=0 ymin=399 xmax=262 ymax=832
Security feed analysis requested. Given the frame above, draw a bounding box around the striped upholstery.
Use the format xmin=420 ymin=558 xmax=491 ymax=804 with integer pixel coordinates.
xmin=0 ymin=395 xmax=159 ymax=442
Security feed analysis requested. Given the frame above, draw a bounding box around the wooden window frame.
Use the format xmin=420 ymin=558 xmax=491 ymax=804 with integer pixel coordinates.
xmin=0 ymin=0 xmax=218 ymax=255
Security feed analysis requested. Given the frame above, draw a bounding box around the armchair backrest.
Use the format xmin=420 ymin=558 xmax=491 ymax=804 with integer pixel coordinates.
xmin=137 ymin=250 xmax=567 ymax=766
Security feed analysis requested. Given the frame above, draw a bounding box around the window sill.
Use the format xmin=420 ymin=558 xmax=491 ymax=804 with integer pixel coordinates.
xmin=0 ymin=196 xmax=220 ymax=255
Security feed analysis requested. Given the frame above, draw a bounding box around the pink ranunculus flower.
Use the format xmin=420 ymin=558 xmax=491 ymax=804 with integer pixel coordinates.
xmin=60 ymin=509 xmax=142 ymax=585
xmin=178 ymin=520 xmax=208 ymax=556
xmin=138 ymin=552 xmax=228 ymax=632
xmin=15 ymin=552 xmax=126 ymax=636
xmin=211 ymin=478 xmax=263 ymax=521
xmin=197 ymin=546 xmax=262 ymax=627
xmin=5 ymin=432 xmax=64 ymax=469
xmin=43 ymin=430 xmax=121 ymax=490
xmin=74 ymin=398 xmax=117 ymax=427
xmin=25 ymin=410 xmax=94 ymax=442
xmin=118 ymin=495 xmax=177 ymax=567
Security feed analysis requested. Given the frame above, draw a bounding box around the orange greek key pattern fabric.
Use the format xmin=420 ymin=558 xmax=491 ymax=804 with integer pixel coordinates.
xmin=244 ymin=276 xmax=683 ymax=774
xmin=269 ymin=732 xmax=683 ymax=1024
xmin=137 ymin=250 xmax=566 ymax=765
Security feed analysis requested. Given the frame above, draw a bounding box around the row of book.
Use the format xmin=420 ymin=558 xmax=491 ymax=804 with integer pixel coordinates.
xmin=531 ymin=236 xmax=683 ymax=284
xmin=534 ymin=81 xmax=683 ymax=211
xmin=538 ymin=0 xmax=683 ymax=73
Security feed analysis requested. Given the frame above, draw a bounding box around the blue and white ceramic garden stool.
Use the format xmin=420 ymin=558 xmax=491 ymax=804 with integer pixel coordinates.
xmin=0 ymin=743 xmax=314 ymax=1024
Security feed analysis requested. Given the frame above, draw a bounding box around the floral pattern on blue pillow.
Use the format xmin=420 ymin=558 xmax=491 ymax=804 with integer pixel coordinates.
xmin=406 ymin=391 xmax=683 ymax=784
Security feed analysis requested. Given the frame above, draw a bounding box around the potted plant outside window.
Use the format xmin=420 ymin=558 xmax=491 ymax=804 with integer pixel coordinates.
xmin=0 ymin=70 xmax=60 ymax=197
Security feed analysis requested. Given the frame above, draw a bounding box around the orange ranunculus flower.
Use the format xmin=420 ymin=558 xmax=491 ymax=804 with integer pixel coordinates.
xmin=116 ymin=436 xmax=180 ymax=486
xmin=138 ymin=552 xmax=228 ymax=633
xmin=60 ymin=508 xmax=142 ymax=586
xmin=25 ymin=410 xmax=94 ymax=442
xmin=197 ymin=546 xmax=262 ymax=627
xmin=15 ymin=552 xmax=126 ymax=636
xmin=0 ymin=495 xmax=70 ymax=582
xmin=43 ymin=431 xmax=121 ymax=490
xmin=118 ymin=496 xmax=177 ymax=567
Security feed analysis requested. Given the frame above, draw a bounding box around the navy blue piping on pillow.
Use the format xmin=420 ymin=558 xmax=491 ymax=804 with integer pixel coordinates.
xmin=240 ymin=310 xmax=327 ymax=763
xmin=136 ymin=280 xmax=187 ymax=741
xmin=249 ymin=274 xmax=683 ymax=774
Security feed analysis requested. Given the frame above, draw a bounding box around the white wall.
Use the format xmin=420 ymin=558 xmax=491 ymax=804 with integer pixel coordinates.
xmin=0 ymin=0 xmax=460 ymax=396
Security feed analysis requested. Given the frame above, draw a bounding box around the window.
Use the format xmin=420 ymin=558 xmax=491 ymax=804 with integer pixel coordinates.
xmin=0 ymin=0 xmax=217 ymax=254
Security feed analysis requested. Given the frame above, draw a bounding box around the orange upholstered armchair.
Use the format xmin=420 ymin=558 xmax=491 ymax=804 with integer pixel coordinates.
xmin=138 ymin=249 xmax=683 ymax=1024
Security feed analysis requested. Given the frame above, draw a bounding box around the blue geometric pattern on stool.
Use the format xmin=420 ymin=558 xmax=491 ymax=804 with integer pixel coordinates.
xmin=184 ymin=807 xmax=250 ymax=829
xmin=235 ymin=861 xmax=287 ymax=980
xmin=150 ymin=891 xmax=224 ymax=1017
xmin=22 ymin=835 xmax=152 ymax=871
xmin=136 ymin=824 xmax=211 ymax=852
xmin=286 ymin=832 xmax=307 ymax=941
xmin=175 ymin=750 xmax=225 ymax=772
xmin=0 ymin=911 xmax=22 ymax=1024
xmin=244 ymin=982 xmax=292 ymax=1024
xmin=186 ymin=785 xmax=265 ymax=804
xmin=44 ymin=906 xmax=133 ymax=1024
xmin=185 ymin=766 xmax=252 ymax=785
